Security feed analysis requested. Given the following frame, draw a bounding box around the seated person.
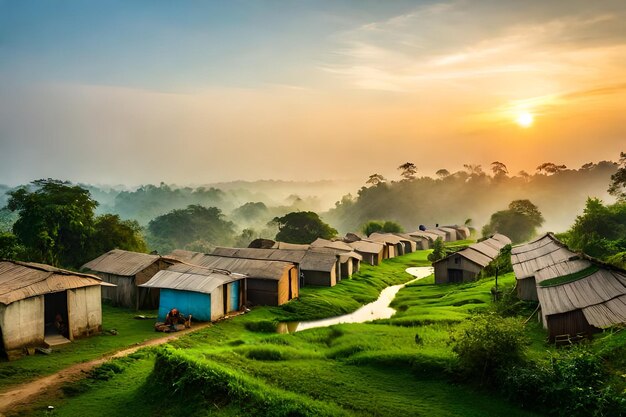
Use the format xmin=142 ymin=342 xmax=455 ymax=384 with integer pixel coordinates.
xmin=155 ymin=308 xmax=190 ymax=332
xmin=165 ymin=308 xmax=185 ymax=326
xmin=54 ymin=312 xmax=68 ymax=336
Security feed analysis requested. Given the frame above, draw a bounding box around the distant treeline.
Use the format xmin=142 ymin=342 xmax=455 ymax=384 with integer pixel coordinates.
xmin=323 ymin=161 xmax=618 ymax=235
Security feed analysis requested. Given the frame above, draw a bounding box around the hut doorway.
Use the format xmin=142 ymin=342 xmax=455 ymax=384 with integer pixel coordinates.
xmin=44 ymin=291 xmax=69 ymax=339
xmin=448 ymin=269 xmax=463 ymax=283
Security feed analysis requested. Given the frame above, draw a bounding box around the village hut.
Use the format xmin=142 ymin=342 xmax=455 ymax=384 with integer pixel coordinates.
xmin=511 ymin=233 xmax=576 ymax=301
xmin=211 ymin=247 xmax=340 ymax=287
xmin=433 ymin=234 xmax=510 ymax=284
xmin=82 ymin=249 xmax=179 ymax=310
xmin=348 ymin=240 xmax=385 ymax=266
xmin=397 ymin=232 xmax=429 ymax=250
xmin=367 ymin=233 xmax=405 ymax=258
xmin=425 ymin=228 xmax=448 ymax=242
xmin=310 ymin=238 xmax=363 ymax=275
xmin=435 ymin=227 xmax=458 ymax=242
xmin=449 ymin=225 xmax=471 ymax=240
xmin=0 ymin=261 xmax=113 ymax=360
xmin=139 ymin=264 xmax=246 ymax=322
xmin=534 ymin=258 xmax=626 ymax=341
xmin=167 ymin=250 xmax=298 ymax=306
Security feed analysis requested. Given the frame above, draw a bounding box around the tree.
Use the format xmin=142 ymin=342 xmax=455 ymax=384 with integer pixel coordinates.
xmin=608 ymin=151 xmax=626 ymax=201
xmin=366 ymin=173 xmax=386 ymax=186
xmin=234 ymin=228 xmax=257 ymax=248
xmin=463 ymin=164 xmax=484 ymax=176
xmin=147 ymin=205 xmax=235 ymax=254
xmin=436 ymin=169 xmax=450 ymax=179
xmin=427 ymin=237 xmax=446 ymax=262
xmin=272 ymin=211 xmax=337 ymax=244
xmin=398 ymin=162 xmax=417 ymax=181
xmin=563 ymin=198 xmax=626 ymax=258
xmin=517 ymin=170 xmax=531 ymax=182
xmin=0 ymin=232 xmax=23 ymax=260
xmin=361 ymin=220 xmax=403 ymax=236
xmin=7 ymin=179 xmax=98 ymax=267
xmin=89 ymin=214 xmax=147 ymax=260
xmin=362 ymin=221 xmax=383 ymax=236
xmin=580 ymin=162 xmax=595 ymax=171
xmin=536 ymin=162 xmax=567 ymax=175
xmin=490 ymin=161 xmax=508 ymax=178
xmin=481 ymin=200 xmax=544 ymax=243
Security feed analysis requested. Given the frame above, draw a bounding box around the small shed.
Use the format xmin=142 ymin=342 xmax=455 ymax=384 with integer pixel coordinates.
xmin=348 ymin=240 xmax=385 ymax=266
xmin=436 ymin=227 xmax=459 ymax=242
xmin=212 ymin=246 xmax=348 ymax=287
xmin=511 ymin=233 xmax=576 ymax=301
xmin=535 ymin=258 xmax=626 ymax=341
xmin=140 ymin=264 xmax=246 ymax=322
xmin=310 ymin=239 xmax=363 ymax=275
xmin=367 ymin=233 xmax=405 ymax=258
xmin=425 ymin=228 xmax=448 ymax=242
xmin=433 ymin=235 xmax=510 ymax=284
xmin=0 ymin=261 xmax=113 ymax=360
xmin=167 ymin=250 xmax=298 ymax=306
xmin=449 ymin=225 xmax=471 ymax=240
xmin=82 ymin=249 xmax=179 ymax=310
xmin=399 ymin=232 xmax=430 ymax=250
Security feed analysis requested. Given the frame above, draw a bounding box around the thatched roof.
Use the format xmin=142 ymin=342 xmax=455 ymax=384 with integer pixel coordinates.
xmin=166 ymin=251 xmax=293 ymax=281
xmin=82 ymin=249 xmax=176 ymax=277
xmin=140 ymin=264 xmax=245 ymax=295
xmin=0 ymin=260 xmax=113 ymax=305
xmin=535 ymin=258 xmax=626 ymax=328
xmin=511 ymin=234 xmax=577 ymax=280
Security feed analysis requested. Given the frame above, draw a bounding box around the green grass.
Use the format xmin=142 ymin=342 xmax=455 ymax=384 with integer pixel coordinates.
xmin=270 ymin=249 xmax=432 ymax=321
xmin=538 ymin=265 xmax=600 ymax=287
xmin=0 ymin=304 xmax=163 ymax=390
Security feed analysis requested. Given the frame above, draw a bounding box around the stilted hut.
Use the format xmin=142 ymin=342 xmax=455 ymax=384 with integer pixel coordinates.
xmin=140 ymin=264 xmax=246 ymax=322
xmin=0 ymin=261 xmax=113 ymax=360
xmin=82 ymin=249 xmax=179 ymax=310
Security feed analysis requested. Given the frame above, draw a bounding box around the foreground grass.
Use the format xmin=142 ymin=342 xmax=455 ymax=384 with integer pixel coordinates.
xmin=0 ymin=304 xmax=162 ymax=390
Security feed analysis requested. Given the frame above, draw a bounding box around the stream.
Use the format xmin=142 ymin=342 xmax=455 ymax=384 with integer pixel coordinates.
xmin=277 ymin=266 xmax=433 ymax=333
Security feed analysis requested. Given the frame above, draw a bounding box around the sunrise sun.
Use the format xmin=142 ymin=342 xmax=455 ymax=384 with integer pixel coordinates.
xmin=516 ymin=112 xmax=534 ymax=128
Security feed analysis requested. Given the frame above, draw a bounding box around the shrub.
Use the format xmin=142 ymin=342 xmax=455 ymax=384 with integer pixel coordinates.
xmin=449 ymin=313 xmax=527 ymax=384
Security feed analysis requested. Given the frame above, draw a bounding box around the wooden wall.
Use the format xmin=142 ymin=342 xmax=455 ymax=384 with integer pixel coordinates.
xmin=516 ymin=277 xmax=538 ymax=301
xmin=434 ymin=255 xmax=482 ymax=284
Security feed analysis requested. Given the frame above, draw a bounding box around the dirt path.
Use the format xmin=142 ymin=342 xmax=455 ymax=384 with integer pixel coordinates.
xmin=0 ymin=322 xmax=213 ymax=416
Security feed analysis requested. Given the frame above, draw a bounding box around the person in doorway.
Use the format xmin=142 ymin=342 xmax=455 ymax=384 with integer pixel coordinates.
xmin=54 ymin=312 xmax=67 ymax=336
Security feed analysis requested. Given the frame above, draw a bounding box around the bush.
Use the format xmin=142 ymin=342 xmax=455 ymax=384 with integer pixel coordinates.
xmin=427 ymin=238 xmax=446 ymax=262
xmin=449 ymin=313 xmax=527 ymax=384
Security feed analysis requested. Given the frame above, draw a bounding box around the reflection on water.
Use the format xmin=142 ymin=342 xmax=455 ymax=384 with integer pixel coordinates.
xmin=277 ymin=266 xmax=433 ymax=334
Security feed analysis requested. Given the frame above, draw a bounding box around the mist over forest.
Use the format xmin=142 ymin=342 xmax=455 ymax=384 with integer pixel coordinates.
xmin=0 ymin=160 xmax=618 ymax=247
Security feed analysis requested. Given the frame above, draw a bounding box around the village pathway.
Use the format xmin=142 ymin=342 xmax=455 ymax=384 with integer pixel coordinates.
xmin=0 ymin=321 xmax=215 ymax=416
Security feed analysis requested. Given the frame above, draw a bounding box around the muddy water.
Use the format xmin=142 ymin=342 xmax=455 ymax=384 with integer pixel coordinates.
xmin=277 ymin=266 xmax=433 ymax=333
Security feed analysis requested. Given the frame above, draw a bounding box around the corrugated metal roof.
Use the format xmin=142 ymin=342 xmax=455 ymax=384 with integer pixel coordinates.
xmin=273 ymin=242 xmax=311 ymax=250
xmin=348 ymin=240 xmax=384 ymax=254
xmin=455 ymin=247 xmax=493 ymax=267
xmin=82 ymin=249 xmax=172 ymax=277
xmin=0 ymin=260 xmax=112 ymax=305
xmin=167 ymin=251 xmax=293 ymax=281
xmin=491 ymin=234 xmax=512 ymax=245
xmin=212 ymin=247 xmax=307 ymax=264
xmin=469 ymin=241 xmax=500 ymax=259
xmin=511 ymin=234 xmax=577 ymax=280
xmin=407 ymin=231 xmax=439 ymax=241
xmin=140 ymin=265 xmax=245 ymax=294
xmin=535 ymin=259 xmax=626 ymax=328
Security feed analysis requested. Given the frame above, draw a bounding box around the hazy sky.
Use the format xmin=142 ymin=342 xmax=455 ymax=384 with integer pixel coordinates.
xmin=1 ymin=0 xmax=624 ymax=186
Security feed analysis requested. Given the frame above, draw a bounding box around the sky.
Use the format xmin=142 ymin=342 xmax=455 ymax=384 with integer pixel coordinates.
xmin=0 ymin=0 xmax=625 ymax=186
